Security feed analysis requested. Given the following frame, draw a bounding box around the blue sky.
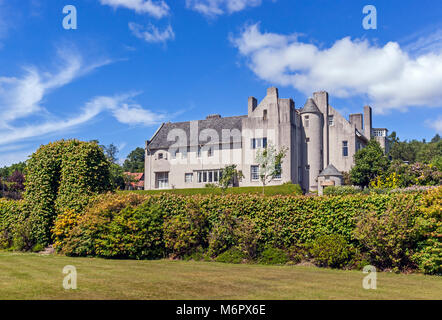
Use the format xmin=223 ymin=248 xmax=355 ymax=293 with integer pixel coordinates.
xmin=0 ymin=0 xmax=441 ymax=166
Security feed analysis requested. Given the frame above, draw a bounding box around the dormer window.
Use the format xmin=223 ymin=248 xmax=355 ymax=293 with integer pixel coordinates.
xmin=158 ymin=153 xmax=163 ymax=160
xmin=328 ymin=115 xmax=334 ymax=126
xmin=208 ymin=147 xmax=213 ymax=157
xmin=263 ymin=109 xmax=268 ymax=120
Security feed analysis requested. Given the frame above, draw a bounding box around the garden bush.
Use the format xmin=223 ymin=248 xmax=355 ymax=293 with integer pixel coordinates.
xmin=309 ymin=234 xmax=355 ymax=268
xmin=412 ymin=187 xmax=441 ymax=275
xmin=258 ymin=247 xmax=289 ymax=265
xmin=163 ymin=200 xmax=209 ymax=258
xmin=353 ymin=194 xmax=422 ymax=272
xmin=50 ymin=186 xmax=441 ymax=274
xmin=323 ymin=186 xmax=362 ymax=196
xmin=215 ymin=247 xmax=245 ymax=264
xmin=0 ymin=199 xmax=29 ymax=250
xmin=25 ymin=140 xmax=111 ymax=246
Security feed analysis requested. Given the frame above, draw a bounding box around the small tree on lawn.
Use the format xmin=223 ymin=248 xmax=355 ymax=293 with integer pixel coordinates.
xmin=218 ymin=165 xmax=244 ymax=191
xmin=255 ymin=143 xmax=287 ymax=194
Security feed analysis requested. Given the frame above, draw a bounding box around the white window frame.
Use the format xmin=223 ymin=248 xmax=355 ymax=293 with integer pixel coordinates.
xmin=251 ymin=165 xmax=259 ymax=181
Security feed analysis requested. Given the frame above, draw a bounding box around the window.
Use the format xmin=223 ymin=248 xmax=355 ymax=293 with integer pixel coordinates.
xmin=328 ymin=115 xmax=334 ymax=126
xmin=185 ymin=173 xmax=193 ymax=183
xmin=158 ymin=153 xmax=163 ymax=160
xmin=274 ymin=164 xmax=282 ymax=180
xmin=263 ymin=109 xmax=268 ymax=120
xmin=197 ymin=146 xmax=202 ymax=158
xmin=208 ymin=147 xmax=213 ymax=157
xmin=305 ymin=115 xmax=309 ymax=128
xmin=197 ymin=170 xmax=223 ymax=184
xmin=306 ymin=137 xmax=310 ymax=143
xmin=171 ymin=150 xmax=178 ymax=159
xmin=251 ymin=165 xmax=259 ymax=181
xmin=251 ymin=138 xmax=268 ymax=149
xmin=343 ymin=141 xmax=348 ymax=157
xmin=156 ymin=172 xmax=169 ymax=189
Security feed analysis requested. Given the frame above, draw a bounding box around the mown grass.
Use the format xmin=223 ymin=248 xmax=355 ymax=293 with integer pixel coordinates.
xmin=0 ymin=252 xmax=440 ymax=300
xmin=120 ymin=183 xmax=303 ymax=196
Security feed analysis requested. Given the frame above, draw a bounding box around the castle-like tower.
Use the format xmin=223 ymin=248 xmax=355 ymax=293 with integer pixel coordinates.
xmin=300 ymin=98 xmax=324 ymax=191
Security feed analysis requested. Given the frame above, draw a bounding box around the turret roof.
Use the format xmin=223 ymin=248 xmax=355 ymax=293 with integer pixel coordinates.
xmin=300 ymin=98 xmax=321 ymax=114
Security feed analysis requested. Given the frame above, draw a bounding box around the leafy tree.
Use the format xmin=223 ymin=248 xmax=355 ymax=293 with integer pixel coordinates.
xmin=255 ymin=143 xmax=287 ymax=194
xmin=431 ymin=134 xmax=441 ymax=143
xmin=218 ymin=165 xmax=244 ymax=190
xmin=123 ymin=147 xmax=145 ymax=173
xmin=350 ymin=140 xmax=390 ymax=188
xmin=109 ymin=163 xmax=126 ymax=190
xmin=101 ymin=143 xmax=119 ymax=164
xmin=0 ymin=162 xmax=27 ymax=179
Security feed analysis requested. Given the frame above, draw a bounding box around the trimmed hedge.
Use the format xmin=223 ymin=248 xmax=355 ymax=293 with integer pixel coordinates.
xmin=24 ymin=140 xmax=111 ymax=246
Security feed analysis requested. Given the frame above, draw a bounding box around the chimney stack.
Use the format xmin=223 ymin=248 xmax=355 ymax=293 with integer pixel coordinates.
xmin=248 ymin=96 xmax=257 ymax=115
xmin=364 ymin=106 xmax=372 ymax=139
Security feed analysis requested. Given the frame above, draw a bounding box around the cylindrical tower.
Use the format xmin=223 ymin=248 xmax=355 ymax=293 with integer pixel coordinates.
xmin=300 ymin=98 xmax=323 ymax=192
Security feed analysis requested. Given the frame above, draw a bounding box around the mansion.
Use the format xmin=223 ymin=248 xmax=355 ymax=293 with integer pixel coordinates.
xmin=144 ymin=87 xmax=389 ymax=192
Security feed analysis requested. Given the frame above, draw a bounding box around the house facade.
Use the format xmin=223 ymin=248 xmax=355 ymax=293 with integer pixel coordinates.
xmin=144 ymin=87 xmax=388 ymax=192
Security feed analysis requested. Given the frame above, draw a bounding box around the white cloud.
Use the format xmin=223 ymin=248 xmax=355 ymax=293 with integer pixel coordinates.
xmin=426 ymin=117 xmax=442 ymax=133
xmin=112 ymin=102 xmax=166 ymax=125
xmin=186 ymin=0 xmax=263 ymax=17
xmin=231 ymin=24 xmax=442 ymax=114
xmin=99 ymin=0 xmax=170 ymax=18
xmin=129 ymin=22 xmax=175 ymax=43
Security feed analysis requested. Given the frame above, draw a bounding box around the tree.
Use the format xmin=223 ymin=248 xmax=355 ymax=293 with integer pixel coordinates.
xmin=218 ymin=165 xmax=244 ymax=191
xmin=101 ymin=143 xmax=119 ymax=164
xmin=350 ymin=139 xmax=390 ymax=188
xmin=109 ymin=163 xmax=126 ymax=190
xmin=123 ymin=147 xmax=145 ymax=173
xmin=0 ymin=162 xmax=26 ymax=179
xmin=255 ymin=143 xmax=287 ymax=194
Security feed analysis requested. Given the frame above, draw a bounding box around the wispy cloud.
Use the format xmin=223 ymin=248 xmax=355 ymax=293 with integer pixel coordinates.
xmin=231 ymin=23 xmax=442 ymax=114
xmin=99 ymin=0 xmax=170 ymax=18
xmin=186 ymin=0 xmax=266 ymax=17
xmin=0 ymin=50 xmax=167 ymax=147
xmin=129 ymin=22 xmax=175 ymax=43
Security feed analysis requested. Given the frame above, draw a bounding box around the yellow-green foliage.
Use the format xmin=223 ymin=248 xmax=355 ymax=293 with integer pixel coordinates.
xmin=24 ymin=140 xmax=111 ymax=246
xmin=413 ymin=187 xmax=442 ymax=274
xmin=50 ymin=186 xmax=441 ymax=273
xmin=0 ymin=199 xmax=30 ymax=250
xmin=370 ymin=172 xmax=400 ymax=189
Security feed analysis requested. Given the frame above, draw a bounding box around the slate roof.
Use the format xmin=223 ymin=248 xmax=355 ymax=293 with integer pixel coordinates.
xmin=319 ymin=164 xmax=343 ymax=177
xmin=147 ymin=115 xmax=247 ymax=149
xmin=300 ymin=98 xmax=321 ymax=114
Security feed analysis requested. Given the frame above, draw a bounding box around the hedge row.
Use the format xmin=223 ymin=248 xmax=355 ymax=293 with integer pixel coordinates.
xmin=50 ymin=187 xmax=441 ymax=274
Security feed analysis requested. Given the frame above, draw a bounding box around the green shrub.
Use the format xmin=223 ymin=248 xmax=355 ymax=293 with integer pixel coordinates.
xmin=323 ymin=186 xmax=362 ymax=196
xmin=354 ymin=194 xmax=421 ymax=272
xmin=207 ymin=210 xmax=237 ymax=257
xmin=164 ymin=200 xmax=208 ymax=258
xmin=309 ymin=234 xmax=354 ymax=268
xmin=233 ymin=216 xmax=261 ymax=260
xmin=0 ymin=199 xmax=29 ymax=250
xmin=50 ymin=187 xmax=440 ymax=274
xmin=258 ymin=247 xmax=289 ymax=265
xmin=216 ymin=247 xmax=245 ymax=264
xmin=25 ymin=140 xmax=111 ymax=246
xmin=412 ymin=187 xmax=441 ymax=275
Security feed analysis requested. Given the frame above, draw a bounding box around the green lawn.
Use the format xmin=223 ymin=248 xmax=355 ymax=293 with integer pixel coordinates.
xmin=120 ymin=183 xmax=303 ymax=196
xmin=0 ymin=252 xmax=440 ymax=300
